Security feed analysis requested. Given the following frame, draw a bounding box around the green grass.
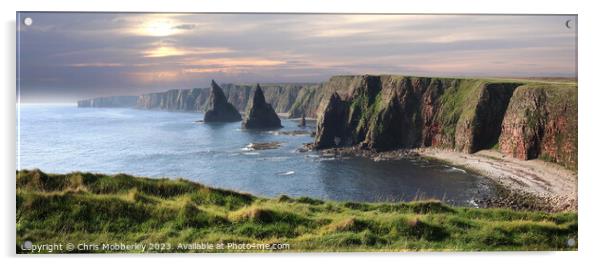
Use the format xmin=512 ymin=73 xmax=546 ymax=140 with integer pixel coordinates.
xmin=16 ymin=169 xmax=577 ymax=253
xmin=435 ymin=79 xmax=488 ymax=145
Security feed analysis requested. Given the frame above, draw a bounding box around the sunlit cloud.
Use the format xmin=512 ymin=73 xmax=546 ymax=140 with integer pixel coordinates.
xmin=127 ymin=71 xmax=181 ymax=83
xmin=68 ymin=63 xmax=124 ymax=67
xmin=313 ymin=28 xmax=372 ymax=38
xmin=17 ymin=13 xmax=577 ymax=102
xmin=142 ymin=46 xmax=233 ymax=58
xmin=121 ymin=14 xmax=200 ymax=37
xmin=143 ymin=19 xmax=178 ymax=37
xmin=183 ymin=67 xmax=245 ymax=74
xmin=184 ymin=58 xmax=287 ymax=67
xmin=181 ymin=58 xmax=288 ymax=75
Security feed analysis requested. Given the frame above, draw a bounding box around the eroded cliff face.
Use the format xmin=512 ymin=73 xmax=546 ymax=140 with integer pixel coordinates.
xmin=77 ymin=96 xmax=138 ymax=108
xmin=315 ymin=76 xmax=518 ymax=151
xmin=77 ymin=75 xmax=577 ymax=169
xmin=81 ymin=81 xmax=336 ymax=119
xmin=499 ymin=85 xmax=577 ymax=169
xmin=133 ymin=83 xmax=318 ymax=117
xmin=136 ymin=88 xmax=208 ymax=111
xmin=313 ymin=75 xmax=577 ymax=169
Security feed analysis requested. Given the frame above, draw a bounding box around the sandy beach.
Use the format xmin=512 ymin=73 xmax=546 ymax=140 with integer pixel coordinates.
xmin=415 ymin=148 xmax=577 ymax=212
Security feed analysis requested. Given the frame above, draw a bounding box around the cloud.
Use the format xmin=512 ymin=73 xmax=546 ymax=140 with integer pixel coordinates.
xmin=184 ymin=58 xmax=287 ymax=67
xmin=68 ymin=63 xmax=124 ymax=67
xmin=142 ymin=46 xmax=233 ymax=58
xmin=173 ymin=23 xmax=197 ymax=30
xmin=16 ymin=13 xmax=577 ymax=102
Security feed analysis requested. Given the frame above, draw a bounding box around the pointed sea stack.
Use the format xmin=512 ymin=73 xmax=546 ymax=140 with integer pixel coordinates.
xmin=242 ymin=84 xmax=282 ymax=129
xmin=203 ymin=80 xmax=242 ymax=122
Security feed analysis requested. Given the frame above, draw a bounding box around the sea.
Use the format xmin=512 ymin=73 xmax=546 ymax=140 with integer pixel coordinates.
xmin=17 ymin=104 xmax=495 ymax=206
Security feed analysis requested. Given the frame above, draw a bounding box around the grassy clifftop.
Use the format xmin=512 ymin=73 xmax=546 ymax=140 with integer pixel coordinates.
xmin=17 ymin=170 xmax=577 ymax=253
xmin=312 ymin=75 xmax=577 ymax=169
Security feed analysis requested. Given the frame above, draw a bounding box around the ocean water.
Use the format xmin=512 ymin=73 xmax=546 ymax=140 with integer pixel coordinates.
xmin=17 ymin=104 xmax=494 ymax=205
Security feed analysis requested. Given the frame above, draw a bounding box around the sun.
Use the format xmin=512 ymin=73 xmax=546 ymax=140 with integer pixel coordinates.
xmin=143 ymin=20 xmax=175 ymax=37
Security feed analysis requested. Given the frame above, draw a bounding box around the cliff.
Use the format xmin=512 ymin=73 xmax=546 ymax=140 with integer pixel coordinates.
xmin=313 ymin=75 xmax=577 ymax=169
xmin=77 ymin=96 xmax=138 ymax=108
xmin=134 ymin=83 xmax=319 ymax=117
xmin=135 ymin=88 xmax=207 ymax=111
xmin=498 ymin=85 xmax=578 ymax=169
xmin=79 ymin=81 xmax=333 ymax=119
xmin=75 ymin=75 xmax=577 ymax=169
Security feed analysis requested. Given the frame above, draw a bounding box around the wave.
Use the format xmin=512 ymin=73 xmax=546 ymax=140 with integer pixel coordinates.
xmin=277 ymin=171 xmax=295 ymax=176
xmin=444 ymin=166 xmax=467 ymax=174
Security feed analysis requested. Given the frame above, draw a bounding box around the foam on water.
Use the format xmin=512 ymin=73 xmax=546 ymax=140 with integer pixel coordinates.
xmin=17 ymin=105 xmax=494 ymax=205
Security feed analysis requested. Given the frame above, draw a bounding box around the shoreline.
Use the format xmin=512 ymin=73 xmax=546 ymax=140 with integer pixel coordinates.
xmin=16 ymin=169 xmax=578 ymax=252
xmin=415 ymin=148 xmax=577 ymax=212
xmin=311 ymin=146 xmax=577 ymax=212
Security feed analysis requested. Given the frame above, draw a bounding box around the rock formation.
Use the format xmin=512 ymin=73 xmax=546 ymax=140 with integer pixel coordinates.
xmin=203 ymin=80 xmax=242 ymax=122
xmin=312 ymin=75 xmax=577 ymax=170
xmin=81 ymin=77 xmax=355 ymax=119
xmin=242 ymin=84 xmax=282 ymax=129
xmin=132 ymin=83 xmax=318 ymax=118
xmin=77 ymin=96 xmax=138 ymax=108
xmin=498 ymin=85 xmax=577 ymax=169
xmin=78 ymin=74 xmax=577 ymax=170
xmin=314 ymin=92 xmax=349 ymax=149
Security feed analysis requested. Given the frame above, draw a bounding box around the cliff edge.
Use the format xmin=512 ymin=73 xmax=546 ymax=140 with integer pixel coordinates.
xmin=313 ymin=75 xmax=577 ymax=170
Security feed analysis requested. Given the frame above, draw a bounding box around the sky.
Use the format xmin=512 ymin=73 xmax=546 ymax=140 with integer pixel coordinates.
xmin=16 ymin=13 xmax=577 ymax=103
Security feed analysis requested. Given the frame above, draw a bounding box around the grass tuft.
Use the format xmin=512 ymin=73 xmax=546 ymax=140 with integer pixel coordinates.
xmin=16 ymin=170 xmax=577 ymax=253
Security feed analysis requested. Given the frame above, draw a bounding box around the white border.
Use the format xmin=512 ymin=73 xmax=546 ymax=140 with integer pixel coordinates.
xmin=2 ymin=0 xmax=600 ymax=265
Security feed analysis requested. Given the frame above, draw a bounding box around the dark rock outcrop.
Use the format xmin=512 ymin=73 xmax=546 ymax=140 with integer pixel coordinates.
xmin=83 ymin=77 xmax=350 ymax=119
xmin=77 ymin=96 xmax=138 ymax=108
xmin=77 ymin=74 xmax=577 ymax=170
xmin=241 ymin=85 xmax=282 ymax=129
xmin=453 ymin=82 xmax=517 ymax=153
xmin=129 ymin=78 xmax=350 ymax=119
xmin=203 ymin=80 xmax=242 ymax=122
xmin=314 ymin=93 xmax=348 ymax=149
xmin=133 ymin=83 xmax=318 ymax=118
xmin=313 ymin=75 xmax=521 ymax=152
xmin=312 ymin=75 xmax=576 ymax=169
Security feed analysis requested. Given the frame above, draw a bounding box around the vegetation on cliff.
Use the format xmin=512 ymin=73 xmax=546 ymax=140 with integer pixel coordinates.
xmin=313 ymin=75 xmax=577 ymax=169
xmin=17 ymin=170 xmax=577 ymax=253
xmin=499 ymin=84 xmax=578 ymax=170
xmin=76 ymin=75 xmax=577 ymax=169
xmin=133 ymin=83 xmax=320 ymax=118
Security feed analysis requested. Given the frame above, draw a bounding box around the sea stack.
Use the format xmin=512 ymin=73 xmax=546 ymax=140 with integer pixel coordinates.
xmin=242 ymin=84 xmax=282 ymax=129
xmin=203 ymin=80 xmax=242 ymax=122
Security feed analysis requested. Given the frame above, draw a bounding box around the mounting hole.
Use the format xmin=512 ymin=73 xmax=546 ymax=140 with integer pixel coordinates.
xmin=567 ymin=238 xmax=576 ymax=247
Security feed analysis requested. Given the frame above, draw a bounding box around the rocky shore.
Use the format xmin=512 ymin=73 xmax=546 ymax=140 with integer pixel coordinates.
xmin=415 ymin=148 xmax=577 ymax=212
xmin=301 ymin=145 xmax=576 ymax=212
